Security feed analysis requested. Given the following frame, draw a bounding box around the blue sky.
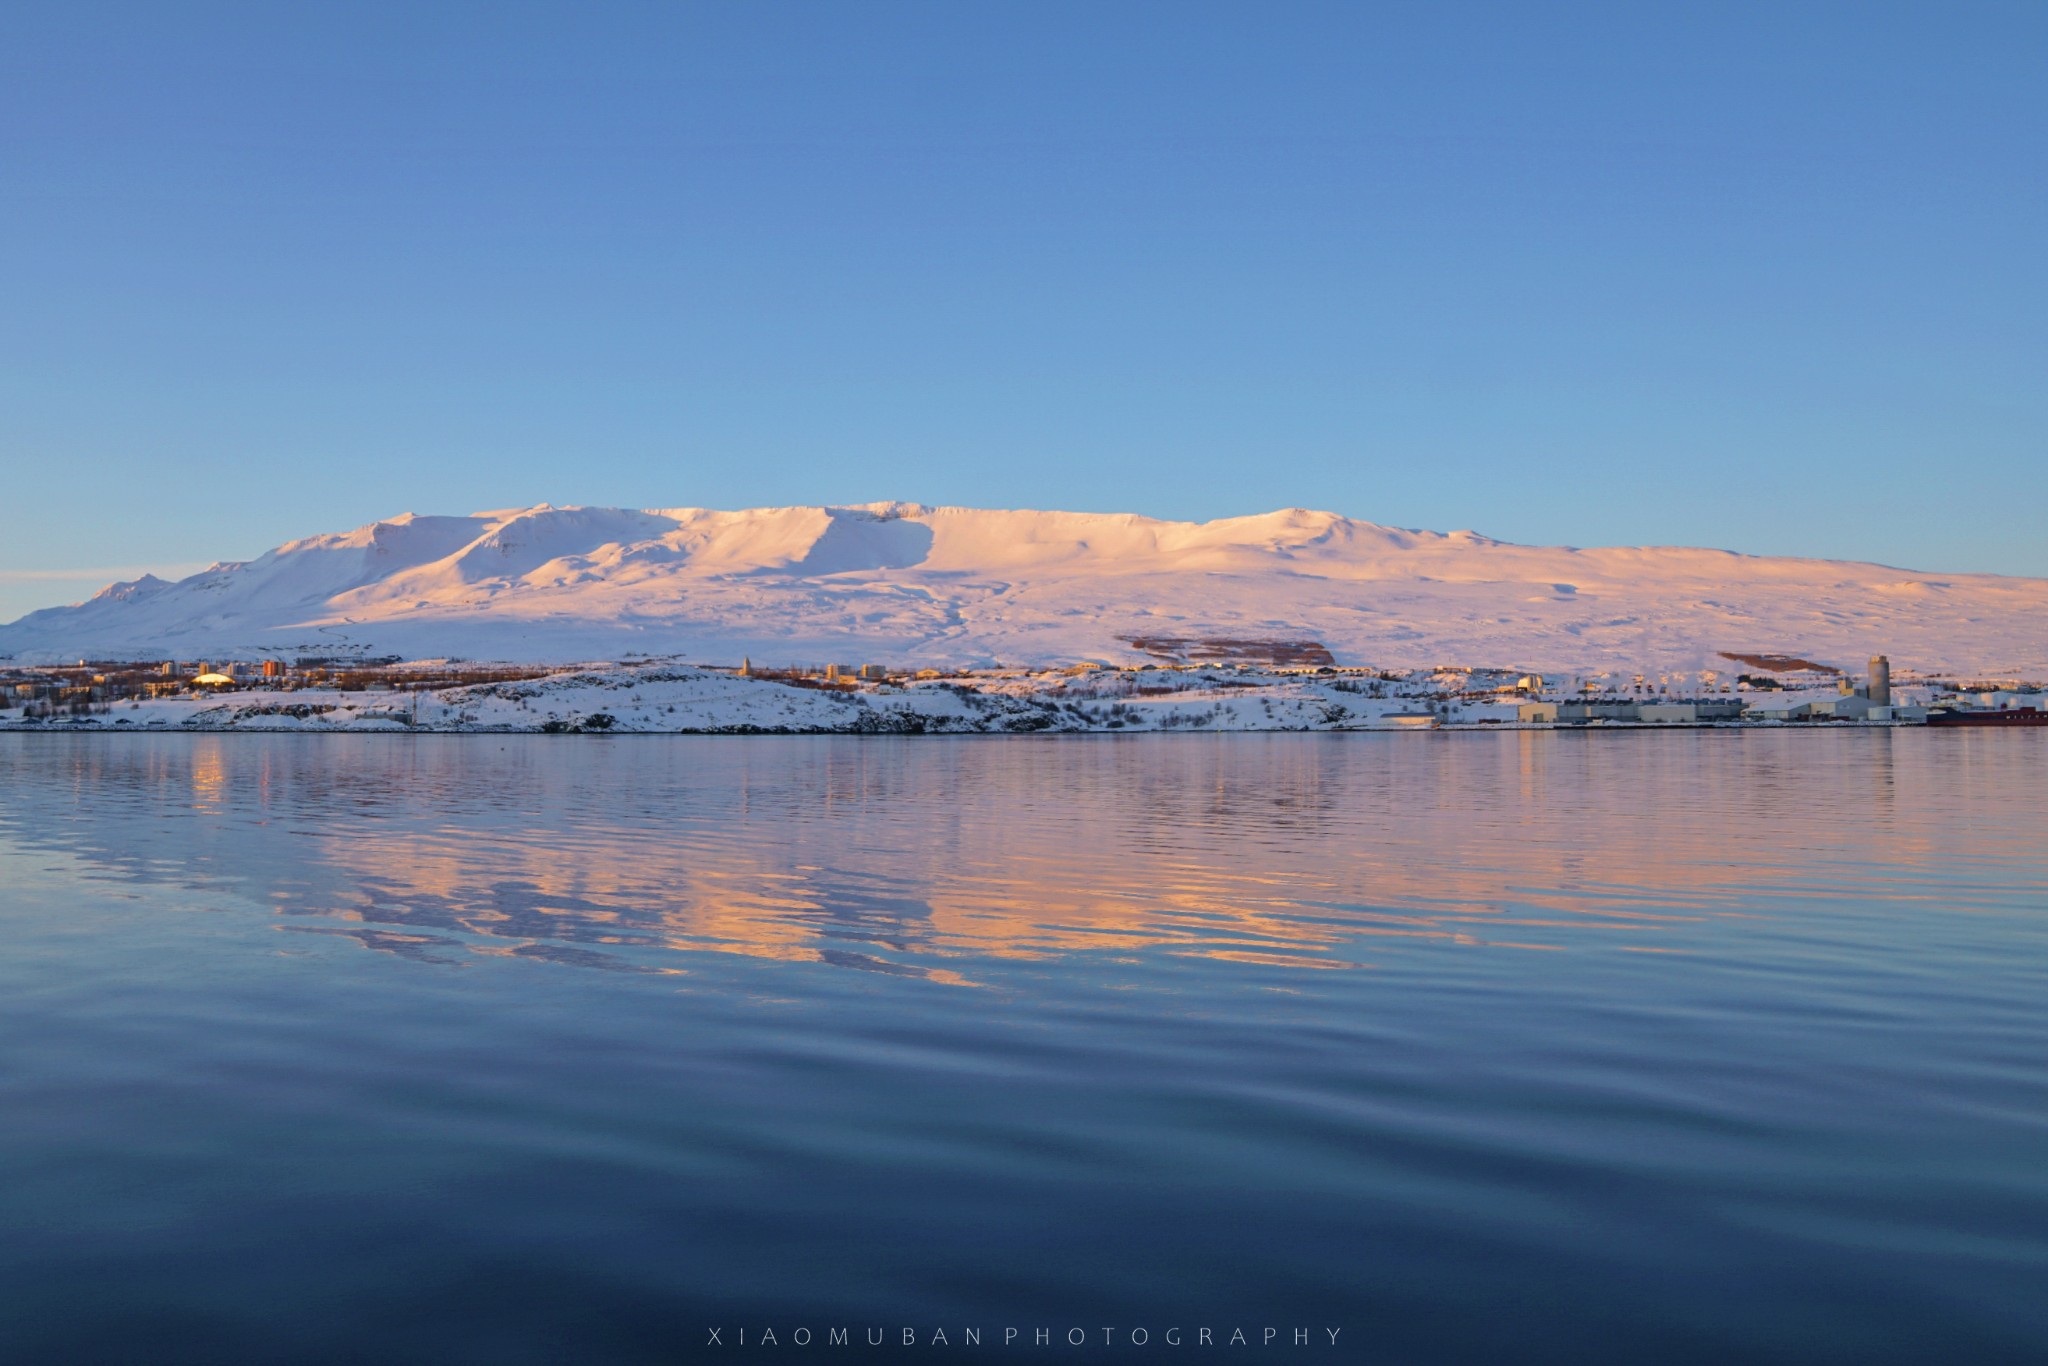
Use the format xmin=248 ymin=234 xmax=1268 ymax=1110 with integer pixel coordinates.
xmin=3 ymin=1 xmax=2044 ymax=622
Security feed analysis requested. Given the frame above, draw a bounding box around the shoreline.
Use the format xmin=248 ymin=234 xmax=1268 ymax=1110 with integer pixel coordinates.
xmin=5 ymin=661 xmax=2024 ymax=737
xmin=0 ymin=720 xmax=1969 ymax=738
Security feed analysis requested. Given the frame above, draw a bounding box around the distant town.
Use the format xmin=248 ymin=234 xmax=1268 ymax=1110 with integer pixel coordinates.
xmin=1 ymin=650 xmax=2043 ymax=734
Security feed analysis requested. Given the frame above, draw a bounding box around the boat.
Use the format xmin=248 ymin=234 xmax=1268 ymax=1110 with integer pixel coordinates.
xmin=1927 ymin=708 xmax=2048 ymax=727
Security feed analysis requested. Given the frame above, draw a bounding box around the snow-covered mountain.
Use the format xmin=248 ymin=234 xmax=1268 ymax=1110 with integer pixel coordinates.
xmin=3 ymin=502 xmax=2043 ymax=675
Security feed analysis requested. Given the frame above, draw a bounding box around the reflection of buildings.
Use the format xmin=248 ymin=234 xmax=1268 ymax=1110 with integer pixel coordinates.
xmin=0 ymin=732 xmax=2035 ymax=979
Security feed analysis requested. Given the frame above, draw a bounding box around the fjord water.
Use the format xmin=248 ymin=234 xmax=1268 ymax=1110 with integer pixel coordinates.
xmin=1 ymin=733 xmax=2043 ymax=1364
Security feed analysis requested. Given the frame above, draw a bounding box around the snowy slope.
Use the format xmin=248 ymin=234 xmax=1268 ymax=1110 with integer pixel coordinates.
xmin=3 ymin=502 xmax=2043 ymax=674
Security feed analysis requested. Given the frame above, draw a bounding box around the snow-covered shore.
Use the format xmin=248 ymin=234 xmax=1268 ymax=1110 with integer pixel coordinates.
xmin=0 ymin=662 xmax=1890 ymax=735
xmin=0 ymin=663 xmax=1510 ymax=735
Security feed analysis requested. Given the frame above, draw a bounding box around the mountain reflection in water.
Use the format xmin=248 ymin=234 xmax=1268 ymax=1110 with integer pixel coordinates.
xmin=0 ymin=731 xmax=2026 ymax=980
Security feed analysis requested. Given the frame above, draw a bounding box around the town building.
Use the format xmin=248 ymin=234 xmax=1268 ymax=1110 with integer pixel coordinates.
xmin=1555 ymin=699 xmax=1643 ymax=724
xmin=1638 ymin=701 xmax=1743 ymax=724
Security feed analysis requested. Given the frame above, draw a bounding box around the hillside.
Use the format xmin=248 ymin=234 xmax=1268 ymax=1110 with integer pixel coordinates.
xmin=3 ymin=502 xmax=2043 ymax=674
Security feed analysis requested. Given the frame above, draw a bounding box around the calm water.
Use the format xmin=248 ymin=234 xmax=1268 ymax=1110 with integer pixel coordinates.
xmin=1 ymin=732 xmax=2044 ymax=1363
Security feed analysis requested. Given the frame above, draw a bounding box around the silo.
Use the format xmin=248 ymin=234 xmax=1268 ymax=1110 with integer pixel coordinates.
xmin=1869 ymin=655 xmax=1891 ymax=707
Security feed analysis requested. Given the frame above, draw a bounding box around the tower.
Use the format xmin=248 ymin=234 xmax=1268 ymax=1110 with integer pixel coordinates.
xmin=1868 ymin=655 xmax=1891 ymax=707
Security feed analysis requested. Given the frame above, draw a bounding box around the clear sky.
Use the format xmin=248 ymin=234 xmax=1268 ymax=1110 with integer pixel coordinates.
xmin=3 ymin=1 xmax=2044 ymax=623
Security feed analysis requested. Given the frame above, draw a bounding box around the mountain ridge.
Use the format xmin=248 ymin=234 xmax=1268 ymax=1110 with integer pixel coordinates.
xmin=5 ymin=502 xmax=2043 ymax=675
